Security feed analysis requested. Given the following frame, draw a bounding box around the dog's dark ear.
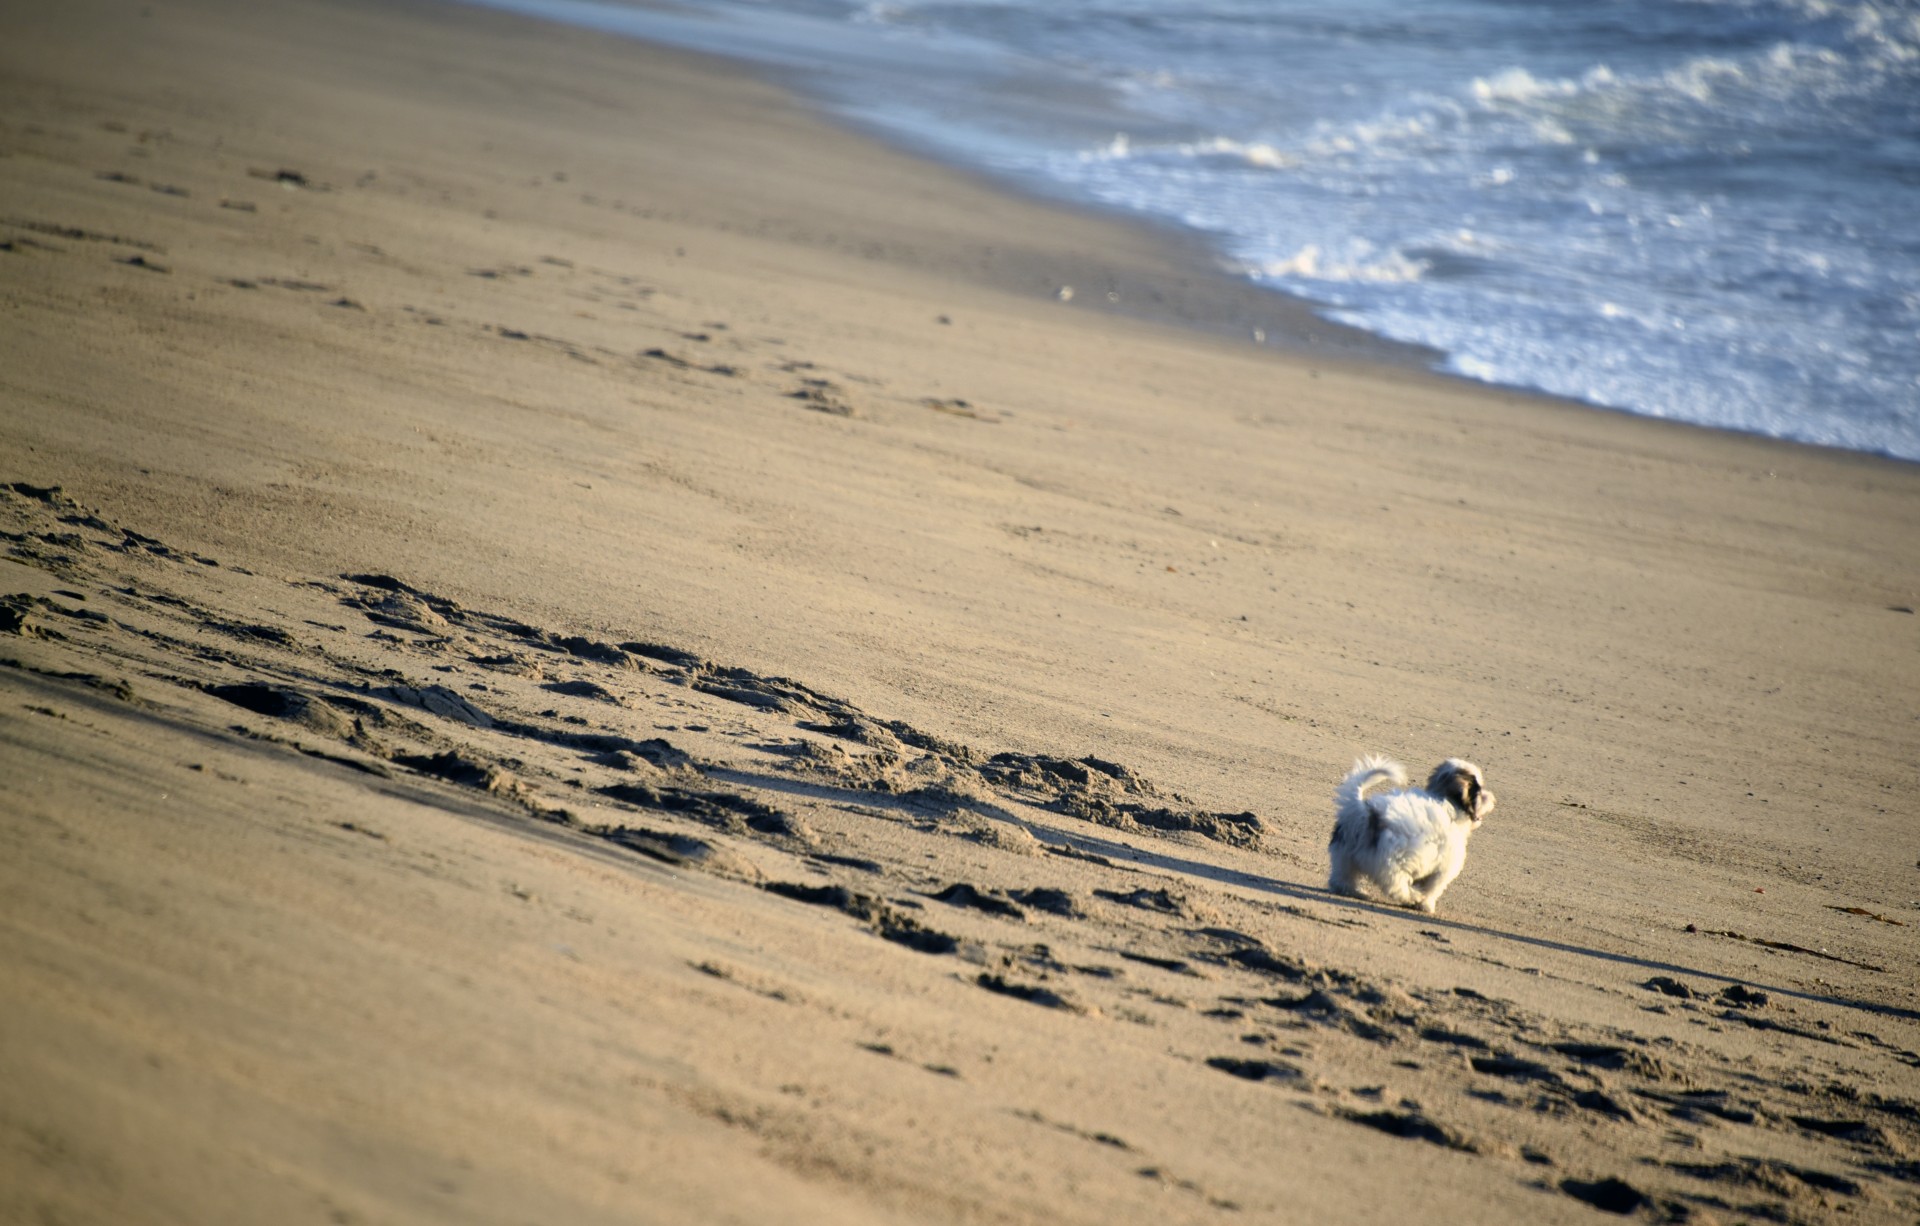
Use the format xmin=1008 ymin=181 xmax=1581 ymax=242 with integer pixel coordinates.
xmin=1468 ymin=777 xmax=1494 ymax=819
xmin=1432 ymin=760 xmax=1490 ymax=818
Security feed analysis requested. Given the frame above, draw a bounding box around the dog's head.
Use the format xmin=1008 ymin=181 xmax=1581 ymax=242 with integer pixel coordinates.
xmin=1428 ymin=759 xmax=1494 ymax=824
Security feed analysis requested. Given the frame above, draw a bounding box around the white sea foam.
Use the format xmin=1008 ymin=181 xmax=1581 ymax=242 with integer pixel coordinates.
xmin=1252 ymin=243 xmax=1428 ymax=285
xmin=1470 ymin=67 xmax=1572 ymax=103
xmin=1181 ymin=137 xmax=1298 ymax=168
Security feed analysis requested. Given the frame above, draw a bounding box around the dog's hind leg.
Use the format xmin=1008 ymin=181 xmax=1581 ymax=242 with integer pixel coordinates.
xmin=1326 ymin=848 xmax=1366 ymax=897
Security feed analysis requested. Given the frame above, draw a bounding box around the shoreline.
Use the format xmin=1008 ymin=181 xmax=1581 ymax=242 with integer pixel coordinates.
xmin=444 ymin=0 xmax=1918 ymax=467
xmin=3 ymin=0 xmax=1919 ymax=1221
xmin=452 ymin=0 xmax=1455 ymax=371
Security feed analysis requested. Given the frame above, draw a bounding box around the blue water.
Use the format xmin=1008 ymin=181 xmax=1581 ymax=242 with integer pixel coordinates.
xmin=456 ymin=0 xmax=1920 ymax=461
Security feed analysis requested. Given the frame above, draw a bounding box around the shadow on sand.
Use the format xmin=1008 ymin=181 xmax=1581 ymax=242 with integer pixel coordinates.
xmin=715 ymin=765 xmax=1920 ymax=1027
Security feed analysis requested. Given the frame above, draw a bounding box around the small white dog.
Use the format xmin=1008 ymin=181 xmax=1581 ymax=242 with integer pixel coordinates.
xmin=1327 ymin=755 xmax=1494 ymax=913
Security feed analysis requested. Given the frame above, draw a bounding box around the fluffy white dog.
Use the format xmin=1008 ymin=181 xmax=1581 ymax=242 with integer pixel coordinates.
xmin=1327 ymin=755 xmax=1494 ymax=913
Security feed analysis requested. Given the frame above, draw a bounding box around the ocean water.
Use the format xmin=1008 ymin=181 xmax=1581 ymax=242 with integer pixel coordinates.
xmin=456 ymin=0 xmax=1920 ymax=461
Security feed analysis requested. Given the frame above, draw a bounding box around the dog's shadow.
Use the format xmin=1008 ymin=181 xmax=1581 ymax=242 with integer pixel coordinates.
xmin=1052 ymin=823 xmax=1920 ymax=1025
xmin=716 ymin=765 xmax=1915 ymax=1026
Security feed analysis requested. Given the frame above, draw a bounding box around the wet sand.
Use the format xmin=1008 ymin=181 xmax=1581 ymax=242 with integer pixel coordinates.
xmin=3 ymin=0 xmax=1918 ymax=1222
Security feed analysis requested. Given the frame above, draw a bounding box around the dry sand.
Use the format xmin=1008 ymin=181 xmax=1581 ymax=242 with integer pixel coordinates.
xmin=3 ymin=0 xmax=1918 ymax=1222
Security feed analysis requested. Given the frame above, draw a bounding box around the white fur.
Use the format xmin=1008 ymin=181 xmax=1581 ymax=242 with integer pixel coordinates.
xmin=1326 ymin=754 xmax=1494 ymax=913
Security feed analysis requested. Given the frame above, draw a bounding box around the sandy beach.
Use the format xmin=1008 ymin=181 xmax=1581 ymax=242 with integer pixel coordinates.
xmin=3 ymin=0 xmax=1918 ymax=1221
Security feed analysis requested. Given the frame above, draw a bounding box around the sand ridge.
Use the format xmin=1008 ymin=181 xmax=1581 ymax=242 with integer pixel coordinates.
xmin=4 ymin=483 xmax=1917 ymax=1223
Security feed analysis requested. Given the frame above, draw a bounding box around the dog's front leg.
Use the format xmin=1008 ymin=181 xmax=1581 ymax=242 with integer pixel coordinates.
xmin=1411 ymin=869 xmax=1451 ymax=913
xmin=1381 ymin=876 xmax=1423 ymax=909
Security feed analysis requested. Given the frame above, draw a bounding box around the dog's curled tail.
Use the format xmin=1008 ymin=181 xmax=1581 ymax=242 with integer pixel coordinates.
xmin=1336 ymin=754 xmax=1406 ymax=811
